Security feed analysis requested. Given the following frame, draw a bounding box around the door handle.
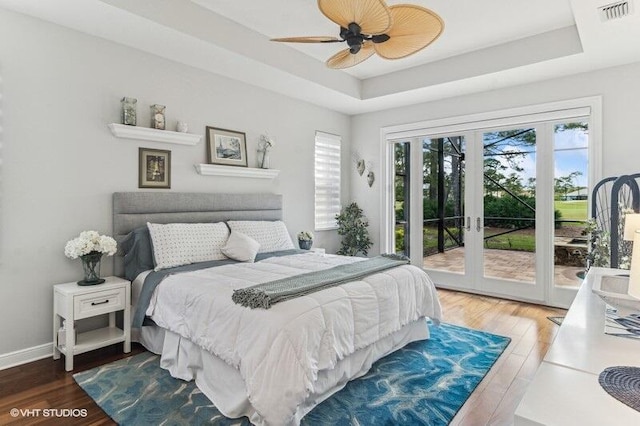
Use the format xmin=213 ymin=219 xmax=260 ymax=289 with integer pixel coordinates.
xmin=465 ymin=216 xmax=471 ymax=231
xmin=476 ymin=217 xmax=482 ymax=232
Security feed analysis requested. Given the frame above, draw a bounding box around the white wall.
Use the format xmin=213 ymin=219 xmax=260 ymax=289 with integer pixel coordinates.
xmin=0 ymin=9 xmax=350 ymax=356
xmin=351 ymin=61 xmax=640 ymax=255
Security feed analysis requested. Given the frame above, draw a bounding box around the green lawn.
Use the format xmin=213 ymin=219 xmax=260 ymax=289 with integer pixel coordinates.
xmin=396 ymin=199 xmax=588 ymax=255
xmin=555 ymin=200 xmax=588 ymax=221
xmin=483 ymin=232 xmax=536 ymax=251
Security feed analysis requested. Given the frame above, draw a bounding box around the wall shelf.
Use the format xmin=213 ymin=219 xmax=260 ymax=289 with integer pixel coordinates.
xmin=195 ymin=164 xmax=280 ymax=179
xmin=108 ymin=123 xmax=201 ymax=146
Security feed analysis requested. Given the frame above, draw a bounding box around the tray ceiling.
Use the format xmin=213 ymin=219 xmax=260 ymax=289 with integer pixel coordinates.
xmin=1 ymin=0 xmax=640 ymax=114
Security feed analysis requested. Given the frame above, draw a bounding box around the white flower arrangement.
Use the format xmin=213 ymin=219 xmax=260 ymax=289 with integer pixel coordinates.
xmin=64 ymin=230 xmax=117 ymax=259
xmin=258 ymin=134 xmax=275 ymax=168
xmin=259 ymin=134 xmax=275 ymax=149
xmin=297 ymin=231 xmax=314 ymax=241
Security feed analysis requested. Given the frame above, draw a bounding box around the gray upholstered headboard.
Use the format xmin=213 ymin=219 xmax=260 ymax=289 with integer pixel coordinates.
xmin=112 ymin=192 xmax=284 ymax=276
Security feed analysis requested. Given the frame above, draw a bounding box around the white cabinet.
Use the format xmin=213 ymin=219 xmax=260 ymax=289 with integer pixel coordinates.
xmin=53 ymin=277 xmax=131 ymax=371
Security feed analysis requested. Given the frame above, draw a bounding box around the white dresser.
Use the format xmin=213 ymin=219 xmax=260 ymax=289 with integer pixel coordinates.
xmin=515 ymin=267 xmax=640 ymax=425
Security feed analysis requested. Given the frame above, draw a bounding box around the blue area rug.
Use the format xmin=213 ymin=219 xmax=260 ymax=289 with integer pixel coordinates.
xmin=74 ymin=323 xmax=510 ymax=425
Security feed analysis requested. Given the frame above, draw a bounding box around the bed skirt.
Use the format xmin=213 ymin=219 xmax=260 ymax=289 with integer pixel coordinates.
xmin=134 ymin=319 xmax=429 ymax=425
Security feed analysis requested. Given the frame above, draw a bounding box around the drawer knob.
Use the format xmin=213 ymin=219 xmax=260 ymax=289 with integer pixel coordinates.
xmin=91 ymin=300 xmax=110 ymax=306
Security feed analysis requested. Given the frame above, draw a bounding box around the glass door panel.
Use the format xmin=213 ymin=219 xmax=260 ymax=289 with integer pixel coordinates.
xmin=393 ymin=142 xmax=411 ymax=257
xmin=482 ymin=128 xmax=537 ymax=283
xmin=422 ymin=136 xmax=466 ymax=275
xmin=553 ymin=122 xmax=589 ymax=289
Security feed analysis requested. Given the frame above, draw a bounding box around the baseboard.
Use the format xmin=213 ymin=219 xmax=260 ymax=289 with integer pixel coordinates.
xmin=0 ymin=342 xmax=52 ymax=370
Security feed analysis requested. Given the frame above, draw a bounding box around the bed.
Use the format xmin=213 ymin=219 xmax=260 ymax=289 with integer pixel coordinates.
xmin=113 ymin=192 xmax=442 ymax=426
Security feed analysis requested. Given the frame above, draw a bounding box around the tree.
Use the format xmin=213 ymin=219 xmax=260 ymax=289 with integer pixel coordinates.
xmin=556 ymin=123 xmax=588 ymax=132
xmin=555 ymin=171 xmax=583 ymax=199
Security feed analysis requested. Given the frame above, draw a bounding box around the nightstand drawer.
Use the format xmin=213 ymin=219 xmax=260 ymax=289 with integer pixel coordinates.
xmin=74 ymin=288 xmax=126 ymax=319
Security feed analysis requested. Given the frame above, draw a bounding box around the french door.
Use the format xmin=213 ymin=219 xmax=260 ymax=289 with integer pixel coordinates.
xmin=384 ymin=100 xmax=599 ymax=307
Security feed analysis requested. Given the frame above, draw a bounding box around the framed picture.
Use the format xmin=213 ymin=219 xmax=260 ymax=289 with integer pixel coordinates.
xmin=206 ymin=126 xmax=248 ymax=167
xmin=139 ymin=147 xmax=171 ymax=189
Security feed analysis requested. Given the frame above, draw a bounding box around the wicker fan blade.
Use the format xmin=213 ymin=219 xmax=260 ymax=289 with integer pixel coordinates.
xmin=374 ymin=5 xmax=444 ymax=60
xmin=318 ymin=0 xmax=392 ymax=35
xmin=326 ymin=42 xmax=375 ymax=69
xmin=271 ymin=36 xmax=341 ymax=43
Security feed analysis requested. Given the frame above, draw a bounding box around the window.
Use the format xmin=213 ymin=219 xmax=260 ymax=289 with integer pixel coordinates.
xmin=315 ymin=131 xmax=341 ymax=230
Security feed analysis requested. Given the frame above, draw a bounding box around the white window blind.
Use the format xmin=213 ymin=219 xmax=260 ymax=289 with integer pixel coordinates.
xmin=315 ymin=131 xmax=341 ymax=230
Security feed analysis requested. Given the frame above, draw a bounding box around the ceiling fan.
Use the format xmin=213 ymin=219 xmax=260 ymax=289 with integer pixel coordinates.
xmin=271 ymin=0 xmax=444 ymax=69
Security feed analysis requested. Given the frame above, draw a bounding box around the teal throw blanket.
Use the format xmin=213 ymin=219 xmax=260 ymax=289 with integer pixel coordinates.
xmin=232 ymin=254 xmax=410 ymax=309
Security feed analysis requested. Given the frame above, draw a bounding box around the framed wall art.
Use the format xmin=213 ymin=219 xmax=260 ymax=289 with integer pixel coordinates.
xmin=206 ymin=126 xmax=248 ymax=167
xmin=139 ymin=147 xmax=171 ymax=189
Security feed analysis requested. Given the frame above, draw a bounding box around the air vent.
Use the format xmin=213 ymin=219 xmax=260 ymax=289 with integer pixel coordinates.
xmin=599 ymin=1 xmax=633 ymax=21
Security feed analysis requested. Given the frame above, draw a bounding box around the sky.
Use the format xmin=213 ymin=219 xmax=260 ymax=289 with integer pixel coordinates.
xmin=553 ymin=126 xmax=589 ymax=188
xmin=490 ymin=124 xmax=589 ymax=189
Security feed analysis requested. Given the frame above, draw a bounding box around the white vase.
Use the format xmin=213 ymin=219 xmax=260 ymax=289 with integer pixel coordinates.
xmin=258 ymin=149 xmax=270 ymax=169
xmin=176 ymin=121 xmax=188 ymax=133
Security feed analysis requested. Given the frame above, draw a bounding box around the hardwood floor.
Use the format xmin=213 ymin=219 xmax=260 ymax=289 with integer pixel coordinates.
xmin=0 ymin=289 xmax=565 ymax=425
xmin=441 ymin=290 xmax=566 ymax=426
xmin=0 ymin=344 xmax=145 ymax=425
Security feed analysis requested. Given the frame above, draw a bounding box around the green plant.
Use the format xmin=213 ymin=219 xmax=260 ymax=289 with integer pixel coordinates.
xmin=582 ymin=218 xmax=611 ymax=269
xmin=582 ymin=207 xmax=634 ymax=271
xmin=336 ymin=202 xmax=373 ymax=256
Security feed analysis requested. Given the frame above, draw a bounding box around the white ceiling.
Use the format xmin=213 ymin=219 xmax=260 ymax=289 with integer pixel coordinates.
xmin=1 ymin=0 xmax=640 ymax=115
xmin=192 ymin=0 xmax=577 ymax=79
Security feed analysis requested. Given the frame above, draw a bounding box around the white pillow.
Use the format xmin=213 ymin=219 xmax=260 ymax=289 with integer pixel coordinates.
xmin=226 ymin=220 xmax=294 ymax=253
xmin=147 ymin=222 xmax=229 ymax=271
xmin=221 ymin=231 xmax=260 ymax=262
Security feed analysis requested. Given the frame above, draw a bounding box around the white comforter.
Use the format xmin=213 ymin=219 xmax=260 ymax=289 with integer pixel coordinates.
xmin=146 ymin=253 xmax=442 ymax=425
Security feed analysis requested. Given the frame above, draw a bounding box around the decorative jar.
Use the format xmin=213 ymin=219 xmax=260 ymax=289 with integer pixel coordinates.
xmin=121 ymin=97 xmax=137 ymax=126
xmin=150 ymin=104 xmax=166 ymax=130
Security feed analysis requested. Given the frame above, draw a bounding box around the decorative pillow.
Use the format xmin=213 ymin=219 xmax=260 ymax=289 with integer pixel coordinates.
xmin=119 ymin=226 xmax=155 ymax=281
xmin=226 ymin=220 xmax=295 ymax=253
xmin=147 ymin=222 xmax=229 ymax=271
xmin=221 ymin=231 xmax=260 ymax=262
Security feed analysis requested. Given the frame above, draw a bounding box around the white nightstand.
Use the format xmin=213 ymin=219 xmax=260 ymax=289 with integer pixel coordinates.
xmin=53 ymin=276 xmax=131 ymax=371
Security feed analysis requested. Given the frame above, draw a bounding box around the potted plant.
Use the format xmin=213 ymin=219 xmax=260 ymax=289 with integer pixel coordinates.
xmin=335 ymin=202 xmax=373 ymax=256
xmin=298 ymin=231 xmax=314 ymax=250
